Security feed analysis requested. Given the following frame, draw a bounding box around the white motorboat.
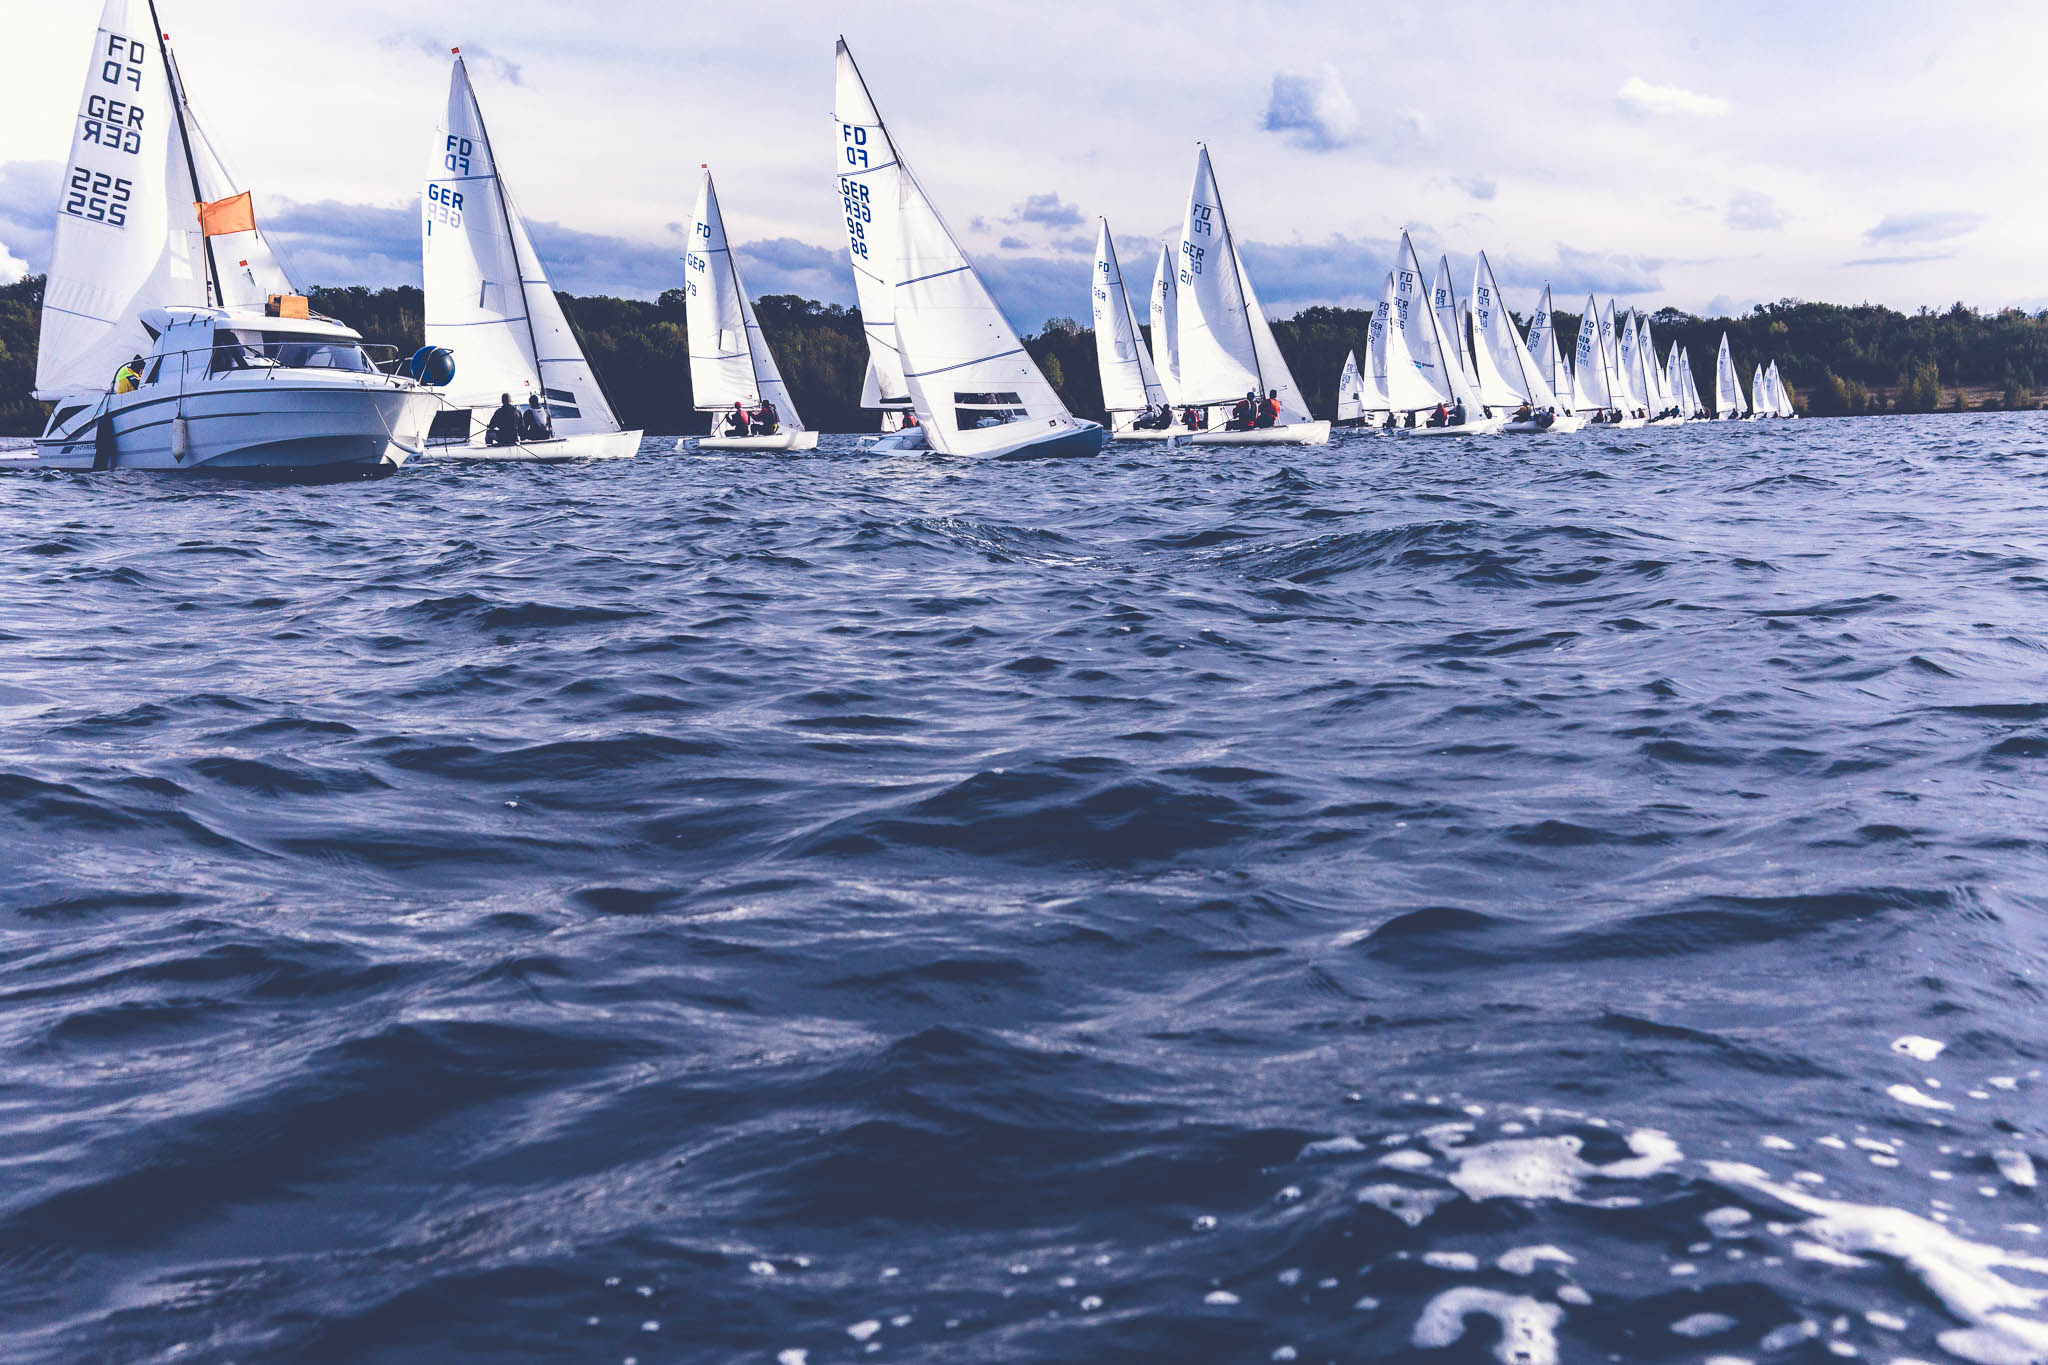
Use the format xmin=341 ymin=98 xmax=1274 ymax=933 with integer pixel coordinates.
xmin=684 ymin=166 xmax=819 ymax=452
xmin=834 ymin=41 xmax=1102 ymax=459
xmin=32 ymin=1 xmax=438 ymax=474
xmin=1170 ymin=144 xmax=1328 ymax=447
xmin=421 ymin=51 xmax=640 ymax=460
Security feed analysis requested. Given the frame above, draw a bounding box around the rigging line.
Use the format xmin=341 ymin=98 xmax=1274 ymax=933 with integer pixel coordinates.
xmin=148 ymin=8 xmax=220 ymax=308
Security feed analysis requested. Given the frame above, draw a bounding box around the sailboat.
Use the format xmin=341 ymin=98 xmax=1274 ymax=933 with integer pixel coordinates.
xmin=1522 ymin=285 xmax=1582 ymax=430
xmin=1598 ymin=302 xmax=1645 ymax=427
xmin=1655 ymin=339 xmax=1689 ymax=425
xmin=1367 ymin=268 xmax=1439 ymax=428
xmin=835 ymin=40 xmax=1101 ymax=459
xmin=1767 ymin=360 xmax=1796 ymax=418
xmin=1390 ymin=235 xmax=1500 ymax=436
xmin=1092 ymin=219 xmax=1174 ymax=441
xmin=1624 ymin=314 xmax=1663 ymax=426
xmin=422 ymin=52 xmax=640 ymax=460
xmin=1472 ymin=252 xmax=1576 ymax=433
xmin=684 ymin=167 xmax=817 ymax=452
xmin=1680 ymin=346 xmax=1706 ymax=419
xmin=33 ymin=0 xmax=440 ymax=473
xmin=1150 ymin=244 xmax=1182 ymax=414
xmin=1570 ymin=294 xmax=1624 ymax=426
xmin=1335 ymin=350 xmax=1366 ymax=426
xmin=1171 ymin=145 xmax=1329 ymax=446
xmin=1748 ymin=364 xmax=1770 ymax=420
xmin=1713 ymin=333 xmax=1746 ymax=420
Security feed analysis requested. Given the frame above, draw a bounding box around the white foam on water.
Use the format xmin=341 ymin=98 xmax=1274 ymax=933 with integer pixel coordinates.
xmin=1192 ymin=1214 xmax=1217 ymax=1232
xmin=778 ymin=1352 xmax=808 ymax=1365
xmin=1354 ymin=1296 xmax=1380 ymax=1312
xmin=1990 ymin=1077 xmax=2018 ymax=1091
xmin=1080 ymin=1296 xmax=1102 ymax=1311
xmin=1411 ymin=1287 xmax=1563 ymax=1365
xmin=1993 ymin=1151 xmax=2037 ymax=1189
xmin=1762 ymin=1320 xmax=1821 ymax=1352
xmin=1496 ymin=1245 xmax=1576 ymax=1275
xmin=1703 ymin=1206 xmax=1753 ymax=1232
xmin=1763 ymin=1135 xmax=1799 ymax=1151
xmin=1893 ymin=1036 xmax=1946 ymax=1061
xmin=1709 ymin=1161 xmax=2048 ymax=1362
xmin=1277 ymin=1268 xmax=1302 ymax=1286
xmin=1204 ymin=1291 xmax=1240 ymax=1306
xmin=1274 ymin=1185 xmax=1303 ymax=1205
xmin=749 ymin=1260 xmax=777 ymax=1276
xmin=890 ymin=1315 xmax=910 ymax=1328
xmin=1295 ymin=1133 xmax=1362 ymax=1159
xmin=1865 ymin=1310 xmax=1908 ymax=1330
xmin=1555 ymin=1284 xmax=1592 ymax=1306
xmin=1424 ymin=1252 xmax=1479 ymax=1272
xmin=1890 ymin=1084 xmax=1955 ymax=1112
xmin=1356 ymin=1184 xmax=1456 ymax=1228
xmin=1826 ymin=1341 xmax=1859 ymax=1358
xmin=1795 ymin=1241 xmax=1876 ymax=1268
xmin=847 ymin=1320 xmax=881 ymax=1342
xmin=1672 ymin=1312 xmax=1738 ymax=1337
xmin=1271 ymin=1347 xmax=1297 ymax=1361
xmin=1871 ymin=1155 xmax=1902 ymax=1168
xmin=1822 ymin=1136 xmax=1850 ymax=1150
xmin=1855 ymin=1138 xmax=1897 ymax=1154
xmin=1702 ymin=1357 xmax=1755 ymax=1365
xmin=1379 ymin=1149 xmax=1436 ymax=1171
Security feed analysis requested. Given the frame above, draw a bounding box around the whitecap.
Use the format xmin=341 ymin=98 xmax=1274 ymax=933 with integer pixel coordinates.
xmin=1424 ymin=1251 xmax=1479 ymax=1272
xmin=1356 ymin=1184 xmax=1455 ymax=1227
xmin=1890 ymin=1084 xmax=1955 ymax=1112
xmin=1204 ymin=1291 xmax=1240 ymax=1306
xmin=1298 ymin=1134 xmax=1366 ymax=1160
xmin=1892 ymin=1036 xmax=1946 ymax=1061
xmin=1993 ymin=1150 xmax=2037 ymax=1189
xmin=1411 ymin=1287 xmax=1563 ymax=1365
xmin=1496 ymin=1245 xmax=1576 ymax=1275
xmin=1672 ymin=1312 xmax=1737 ymax=1337
xmin=847 ymin=1321 xmax=881 ymax=1342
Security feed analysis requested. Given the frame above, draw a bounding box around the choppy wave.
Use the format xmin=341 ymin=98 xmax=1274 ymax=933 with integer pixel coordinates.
xmin=2 ymin=415 xmax=2047 ymax=1362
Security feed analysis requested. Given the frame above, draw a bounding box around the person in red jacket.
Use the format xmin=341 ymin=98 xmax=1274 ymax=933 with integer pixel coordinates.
xmin=1259 ymin=390 xmax=1281 ymax=428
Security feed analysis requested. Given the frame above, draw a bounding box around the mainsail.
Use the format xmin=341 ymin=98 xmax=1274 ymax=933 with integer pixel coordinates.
xmin=1431 ymin=256 xmax=1479 ymax=399
xmin=1393 ymin=233 xmax=1455 ymax=407
xmin=1715 ymin=332 xmax=1743 ymax=416
xmin=833 ymin=43 xmax=910 ymax=416
xmin=424 ymin=53 xmax=622 ymax=434
xmin=1572 ymin=293 xmax=1614 ymax=412
xmin=1149 ymin=243 xmax=1181 ymax=408
xmin=684 ymin=167 xmax=805 ymax=429
xmin=1370 ymin=268 xmax=1443 ymax=413
xmin=1173 ymin=145 xmax=1309 ymax=419
xmin=1524 ymin=285 xmax=1574 ymax=413
xmin=1336 ymin=350 xmax=1364 ymax=423
xmin=1091 ymin=219 xmax=1164 ymax=414
xmin=1472 ymin=254 xmax=1554 ymax=410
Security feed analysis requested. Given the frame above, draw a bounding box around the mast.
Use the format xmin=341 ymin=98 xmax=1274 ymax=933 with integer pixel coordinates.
xmin=459 ymin=51 xmax=549 ymax=398
xmin=1200 ymin=142 xmax=1265 ymax=396
xmin=149 ymin=4 xmax=220 ymax=308
xmin=710 ymin=167 xmax=763 ymax=397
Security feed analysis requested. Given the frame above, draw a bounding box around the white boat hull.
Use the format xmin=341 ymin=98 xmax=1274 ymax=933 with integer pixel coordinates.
xmin=1503 ymin=411 xmax=1587 ymax=434
xmin=1107 ymin=426 xmax=1185 ymax=442
xmin=1646 ymin=416 xmax=1686 ymax=427
xmin=33 ymin=380 xmax=438 ymax=473
xmin=693 ymin=431 xmax=821 ymax=452
xmin=1189 ymin=420 xmax=1332 ymax=447
xmin=425 ymin=429 xmax=643 ymax=461
xmin=1395 ymin=415 xmax=1508 ymax=438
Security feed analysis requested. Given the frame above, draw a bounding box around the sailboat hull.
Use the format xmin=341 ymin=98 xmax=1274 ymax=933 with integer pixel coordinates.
xmin=1107 ymin=426 xmax=1184 ymax=442
xmin=1395 ymin=415 xmax=1507 ymax=438
xmin=33 ymin=381 xmax=438 ymax=474
xmin=694 ymin=432 xmax=821 ymax=452
xmin=1503 ymin=412 xmax=1587 ymax=434
xmin=990 ymin=423 xmax=1108 ymax=460
xmin=425 ymin=429 xmax=643 ymax=461
xmin=1190 ymin=420 xmax=1332 ymax=447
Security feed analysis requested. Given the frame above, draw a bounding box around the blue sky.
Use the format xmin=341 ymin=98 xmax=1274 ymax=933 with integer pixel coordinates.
xmin=4 ymin=0 xmax=2043 ymax=330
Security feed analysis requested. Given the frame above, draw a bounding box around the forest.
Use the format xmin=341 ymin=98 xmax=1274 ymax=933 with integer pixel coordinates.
xmin=2 ymin=274 xmax=2043 ymax=436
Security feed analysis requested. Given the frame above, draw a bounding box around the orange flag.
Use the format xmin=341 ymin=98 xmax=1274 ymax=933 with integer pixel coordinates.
xmin=195 ymin=191 xmax=256 ymax=237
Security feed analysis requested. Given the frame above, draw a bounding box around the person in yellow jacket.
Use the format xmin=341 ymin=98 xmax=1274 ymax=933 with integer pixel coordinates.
xmin=114 ymin=356 xmax=144 ymax=394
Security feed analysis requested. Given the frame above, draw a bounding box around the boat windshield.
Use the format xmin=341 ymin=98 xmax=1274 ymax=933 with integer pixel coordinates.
xmin=211 ymin=329 xmax=375 ymax=374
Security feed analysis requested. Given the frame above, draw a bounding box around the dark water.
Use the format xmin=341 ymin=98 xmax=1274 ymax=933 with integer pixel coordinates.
xmin=3 ymin=415 xmax=2047 ymax=1365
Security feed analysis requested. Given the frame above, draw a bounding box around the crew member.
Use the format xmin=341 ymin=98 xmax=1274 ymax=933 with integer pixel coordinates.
xmin=486 ymin=393 xmax=522 ymax=446
xmin=754 ymin=399 xmax=780 ymax=435
xmin=1259 ymin=390 xmax=1280 ymax=428
xmin=114 ymin=356 xmax=144 ymax=395
xmin=521 ymin=393 xmax=552 ymax=441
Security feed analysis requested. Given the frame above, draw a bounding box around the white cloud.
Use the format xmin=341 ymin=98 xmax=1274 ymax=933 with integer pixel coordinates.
xmin=1862 ymin=211 xmax=1984 ymax=245
xmin=1260 ymin=65 xmax=1362 ymax=152
xmin=1726 ymin=192 xmax=1784 ymax=231
xmin=1615 ymin=76 xmax=1730 ymax=118
xmin=0 ymin=238 xmax=24 ymax=284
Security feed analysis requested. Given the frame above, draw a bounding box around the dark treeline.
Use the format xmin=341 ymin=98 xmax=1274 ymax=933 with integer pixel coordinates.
xmin=3 ymin=274 xmax=2044 ymax=436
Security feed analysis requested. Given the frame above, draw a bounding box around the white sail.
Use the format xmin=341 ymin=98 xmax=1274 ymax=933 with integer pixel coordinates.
xmin=1336 ymin=349 xmax=1364 ymax=422
xmin=1470 ymin=252 xmax=1549 ymax=410
xmin=1768 ymin=361 xmax=1793 ymax=417
xmin=1599 ymin=301 xmax=1629 ymax=411
xmin=1750 ymin=364 xmax=1768 ymax=418
xmin=1149 ymin=243 xmax=1181 ymax=408
xmin=685 ymin=167 xmax=805 ymax=428
xmin=1524 ymin=285 xmax=1573 ymax=414
xmin=1394 ymin=233 xmax=1455 ymax=407
xmin=1370 ymin=268 xmax=1443 ymax=412
xmin=1680 ymin=347 xmax=1703 ymax=417
xmin=173 ymin=49 xmax=296 ymax=311
xmin=1091 ymin=219 xmax=1163 ymax=413
xmin=424 ymin=55 xmax=620 ymax=434
xmin=1714 ymin=333 xmax=1742 ymax=416
xmin=1614 ymin=312 xmax=1645 ymax=409
xmin=1431 ymin=256 xmax=1479 ymax=397
xmin=38 ymin=3 xmax=203 ymax=400
xmin=833 ymin=42 xmax=910 ymax=412
xmin=1572 ymin=293 xmax=1613 ymax=412
xmin=1664 ymin=341 xmax=1686 ymax=415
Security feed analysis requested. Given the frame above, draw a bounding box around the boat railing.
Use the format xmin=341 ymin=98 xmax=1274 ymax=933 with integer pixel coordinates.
xmin=88 ymin=342 xmax=420 ymax=399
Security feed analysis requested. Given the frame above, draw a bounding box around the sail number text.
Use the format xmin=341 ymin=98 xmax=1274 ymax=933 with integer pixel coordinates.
xmin=425 ymin=181 xmax=464 ymax=229
xmin=839 ymin=176 xmax=872 ymax=261
xmin=78 ymin=34 xmax=149 ymax=156
xmin=62 ymin=167 xmax=131 ymax=227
